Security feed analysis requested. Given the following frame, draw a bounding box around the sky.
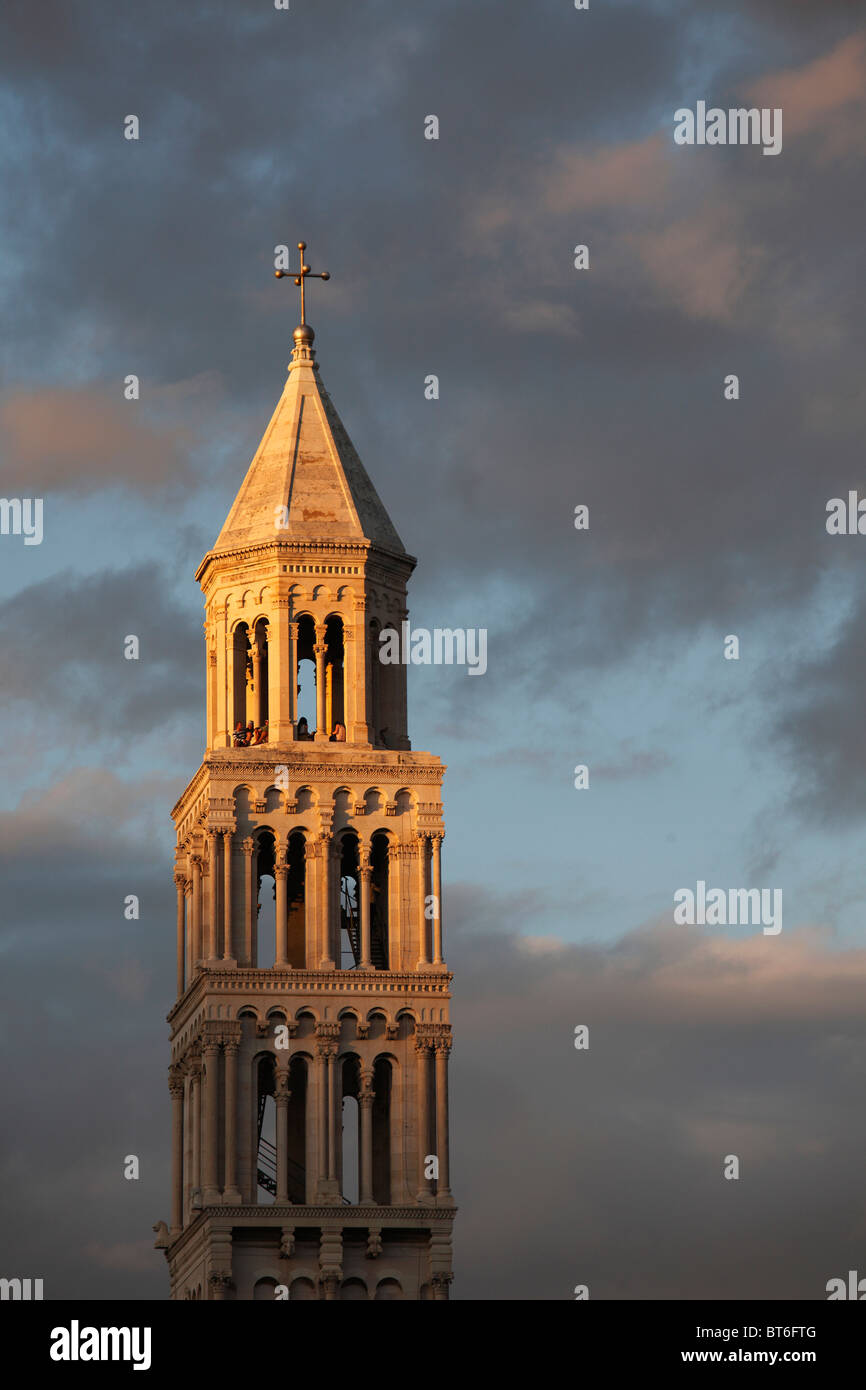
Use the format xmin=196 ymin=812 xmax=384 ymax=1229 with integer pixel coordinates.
xmin=1 ymin=0 xmax=865 ymax=1300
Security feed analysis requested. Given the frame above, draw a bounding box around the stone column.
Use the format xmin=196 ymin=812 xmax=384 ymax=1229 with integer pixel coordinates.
xmin=313 ymin=838 xmax=334 ymax=969
xmin=416 ymin=836 xmax=429 ymax=968
xmin=415 ymin=1039 xmax=432 ymax=1201
xmin=431 ymin=833 xmax=444 ymax=965
xmin=190 ymin=856 xmax=203 ymax=966
xmin=352 ymin=596 xmax=372 ymax=743
xmin=314 ymin=624 xmax=327 ymax=740
xmin=359 ymin=1066 xmax=375 ymax=1204
xmin=431 ymin=1273 xmax=452 ymax=1301
xmin=315 ymin=1044 xmax=328 ymax=1199
xmin=202 ymin=1040 xmax=221 ymax=1204
xmin=242 ymin=837 xmax=255 ymax=967
xmin=275 ymin=1068 xmax=291 ymax=1204
xmin=206 ymin=830 xmax=219 ymax=960
xmin=222 ymin=830 xmax=233 ymax=960
xmin=169 ymin=1065 xmax=184 ymax=1236
xmin=190 ymin=1060 xmax=201 ymax=1206
xmin=174 ymin=874 xmax=186 ymax=996
xmin=327 ymin=1049 xmax=338 ymax=1183
xmin=184 ymin=881 xmax=193 ymax=981
xmin=434 ymin=1041 xmax=452 ymax=1197
xmin=342 ymin=622 xmax=355 ymax=739
xmin=223 ymin=1040 xmax=241 ymax=1203
xmin=274 ymin=857 xmax=288 ymax=966
xmin=359 ymin=857 xmax=372 ymax=969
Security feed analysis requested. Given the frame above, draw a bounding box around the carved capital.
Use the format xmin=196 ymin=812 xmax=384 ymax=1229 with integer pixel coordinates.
xmin=242 ymin=836 xmax=256 ymax=857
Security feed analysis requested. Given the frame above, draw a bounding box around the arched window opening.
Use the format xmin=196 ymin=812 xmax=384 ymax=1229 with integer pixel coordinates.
xmin=256 ymin=832 xmax=276 ymax=968
xmin=324 ymin=615 xmax=345 ymax=735
xmin=370 ymin=831 xmax=390 ymax=970
xmin=339 ymin=833 xmax=361 ymax=969
xmin=372 ymin=1057 xmax=392 ymax=1204
xmin=375 ymin=1278 xmax=403 ymax=1301
xmin=341 ymin=1055 xmax=360 ymax=1203
xmin=296 ymin=615 xmax=317 ymax=735
xmin=254 ymin=1278 xmax=277 ymax=1301
xmin=256 ymin=1054 xmax=277 ymax=1205
xmin=252 ymin=617 xmax=269 ymax=732
xmin=290 ymin=1278 xmax=316 ymax=1300
xmin=287 ymin=1054 xmax=307 ymax=1204
xmin=341 ymin=1279 xmax=368 ymax=1301
xmin=286 ymin=831 xmax=307 ymax=968
xmin=232 ymin=622 xmax=250 ymax=731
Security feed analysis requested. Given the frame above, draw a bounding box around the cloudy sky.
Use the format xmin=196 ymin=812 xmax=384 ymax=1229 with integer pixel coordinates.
xmin=1 ymin=0 xmax=865 ymax=1300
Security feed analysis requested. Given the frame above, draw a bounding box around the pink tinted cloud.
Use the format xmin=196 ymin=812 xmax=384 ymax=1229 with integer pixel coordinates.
xmin=748 ymin=31 xmax=866 ymax=151
xmin=0 ymin=379 xmax=207 ymax=494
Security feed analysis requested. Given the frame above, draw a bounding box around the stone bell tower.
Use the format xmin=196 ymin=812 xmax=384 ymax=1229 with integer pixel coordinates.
xmin=159 ymin=248 xmax=455 ymax=1300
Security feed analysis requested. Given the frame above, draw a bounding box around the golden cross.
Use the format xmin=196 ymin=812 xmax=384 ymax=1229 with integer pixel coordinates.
xmin=275 ymin=240 xmax=330 ymax=326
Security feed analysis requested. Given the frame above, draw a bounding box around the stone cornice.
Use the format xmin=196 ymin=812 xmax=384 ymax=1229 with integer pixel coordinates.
xmin=167 ymin=966 xmax=452 ymax=1027
xmin=171 ymin=750 xmax=445 ymax=820
xmin=167 ymin=1203 xmax=457 ymax=1258
xmin=195 ymin=538 xmax=417 ymax=588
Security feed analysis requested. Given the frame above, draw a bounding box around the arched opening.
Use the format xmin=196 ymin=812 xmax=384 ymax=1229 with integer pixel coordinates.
xmin=254 ymin=1277 xmax=277 ymax=1301
xmin=372 ymin=1057 xmax=392 ymax=1204
xmin=375 ymin=1278 xmax=403 ymax=1301
xmin=339 ymin=832 xmax=360 ymax=969
xmin=296 ymin=614 xmax=317 ymax=735
xmin=340 ymin=1279 xmax=367 ymax=1301
xmin=290 ymin=1277 xmax=316 ymax=1300
xmin=324 ymin=615 xmax=345 ymax=735
xmin=286 ymin=831 xmax=307 ymax=968
xmin=256 ymin=1054 xmax=276 ymax=1204
xmin=341 ymin=1054 xmax=360 ymax=1203
xmin=252 ymin=617 xmax=269 ymax=734
xmin=370 ymin=831 xmax=390 ymax=970
xmin=255 ymin=831 xmax=276 ymax=968
xmin=287 ymin=1053 xmax=307 ymax=1203
xmin=232 ymin=622 xmax=251 ymax=733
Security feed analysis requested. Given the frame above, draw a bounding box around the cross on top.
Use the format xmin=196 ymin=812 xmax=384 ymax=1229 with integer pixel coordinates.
xmin=275 ymin=240 xmax=330 ymax=326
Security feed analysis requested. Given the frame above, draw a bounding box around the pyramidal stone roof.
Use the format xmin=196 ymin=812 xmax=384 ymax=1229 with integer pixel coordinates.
xmin=212 ymin=329 xmax=405 ymax=556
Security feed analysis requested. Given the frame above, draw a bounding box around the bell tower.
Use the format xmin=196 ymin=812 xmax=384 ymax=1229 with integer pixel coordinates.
xmin=160 ymin=249 xmax=455 ymax=1301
